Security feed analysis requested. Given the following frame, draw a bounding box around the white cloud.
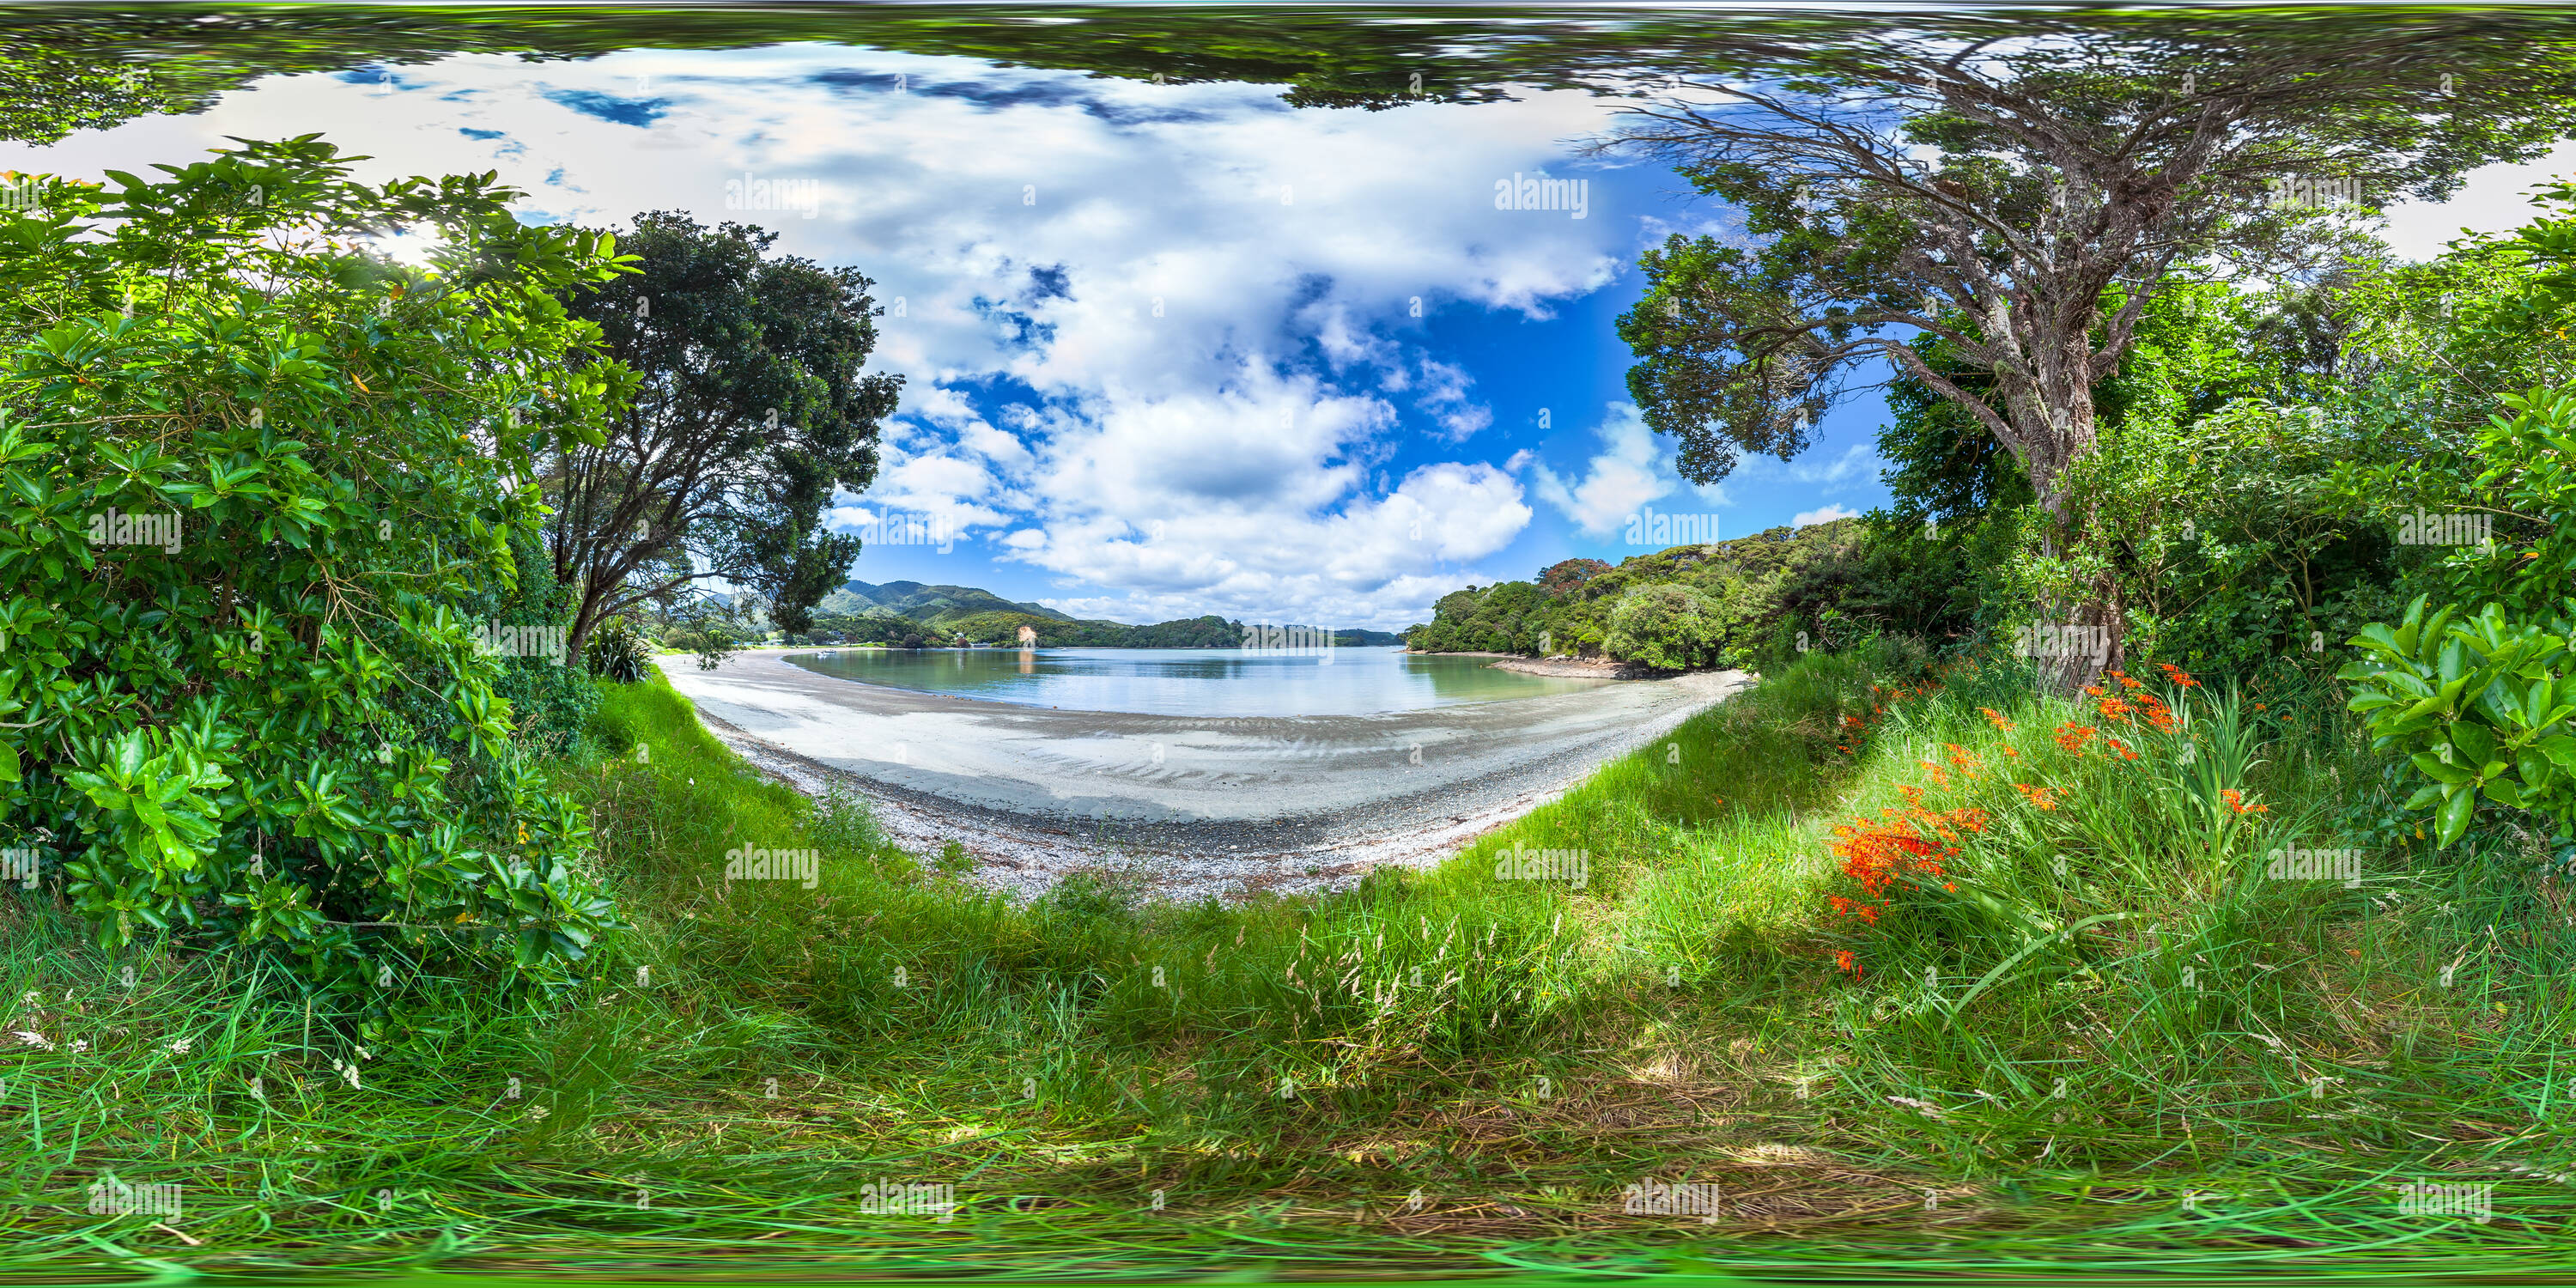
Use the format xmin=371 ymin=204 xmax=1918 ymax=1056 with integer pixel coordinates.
xmin=1794 ymin=503 xmax=1861 ymax=527
xmin=0 ymin=47 xmax=1870 ymax=627
xmin=1526 ymin=403 xmax=1675 ymax=538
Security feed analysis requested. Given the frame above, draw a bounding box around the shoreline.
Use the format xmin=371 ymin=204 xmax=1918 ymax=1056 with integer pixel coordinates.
xmin=1408 ymin=649 xmax=1684 ymax=680
xmin=656 ymin=652 xmax=1753 ymax=902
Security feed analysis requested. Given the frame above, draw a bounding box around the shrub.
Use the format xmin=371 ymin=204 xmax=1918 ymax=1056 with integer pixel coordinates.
xmin=0 ymin=139 xmax=634 ymax=993
xmin=1605 ymin=583 xmax=1722 ymax=670
xmin=585 ymin=616 xmax=652 ymax=683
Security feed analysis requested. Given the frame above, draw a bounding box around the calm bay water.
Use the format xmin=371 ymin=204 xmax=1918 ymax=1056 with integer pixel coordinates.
xmin=782 ymin=647 xmax=1606 ymax=717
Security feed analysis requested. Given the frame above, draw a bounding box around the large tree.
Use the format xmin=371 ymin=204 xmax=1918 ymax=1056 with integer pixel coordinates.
xmin=547 ymin=212 xmax=902 ymax=653
xmin=1602 ymin=24 xmax=2576 ymax=688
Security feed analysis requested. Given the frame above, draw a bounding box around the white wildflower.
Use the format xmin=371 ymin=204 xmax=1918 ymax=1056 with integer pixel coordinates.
xmin=12 ymin=1030 xmax=52 ymax=1051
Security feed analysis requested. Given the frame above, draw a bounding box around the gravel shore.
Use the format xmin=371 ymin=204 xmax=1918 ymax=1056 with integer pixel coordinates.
xmin=656 ymin=650 xmax=1753 ymax=902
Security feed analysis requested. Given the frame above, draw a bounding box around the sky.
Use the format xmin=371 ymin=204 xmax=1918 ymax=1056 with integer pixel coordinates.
xmin=6 ymin=44 xmax=2571 ymax=630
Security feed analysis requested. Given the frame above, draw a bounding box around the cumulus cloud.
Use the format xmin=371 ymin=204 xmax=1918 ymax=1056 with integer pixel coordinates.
xmin=0 ymin=46 xmax=1638 ymax=627
xmin=1794 ymin=503 xmax=1861 ymax=527
xmin=1526 ymin=403 xmax=1677 ymax=538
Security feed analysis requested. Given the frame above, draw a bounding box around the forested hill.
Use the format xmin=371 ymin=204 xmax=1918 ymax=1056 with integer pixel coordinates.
xmin=1401 ymin=517 xmax=1970 ymax=671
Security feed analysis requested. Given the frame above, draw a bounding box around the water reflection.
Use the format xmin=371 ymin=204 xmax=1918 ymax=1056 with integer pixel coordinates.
xmin=785 ymin=646 xmax=1607 ymax=716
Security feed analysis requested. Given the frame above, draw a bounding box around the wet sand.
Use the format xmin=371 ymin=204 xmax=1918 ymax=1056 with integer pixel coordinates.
xmin=655 ymin=650 xmax=1753 ymax=902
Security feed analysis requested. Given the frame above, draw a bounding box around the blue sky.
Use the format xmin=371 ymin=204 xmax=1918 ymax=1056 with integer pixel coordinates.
xmin=5 ymin=42 xmax=2565 ymax=629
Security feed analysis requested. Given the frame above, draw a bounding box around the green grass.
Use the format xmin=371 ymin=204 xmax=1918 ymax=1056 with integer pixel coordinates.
xmin=5 ymin=648 xmax=2576 ymax=1277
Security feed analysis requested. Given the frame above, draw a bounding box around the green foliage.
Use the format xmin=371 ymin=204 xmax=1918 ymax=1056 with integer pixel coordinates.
xmin=1603 ymin=583 xmax=1722 ymax=671
xmin=0 ymin=137 xmax=629 ymax=993
xmin=583 ymin=615 xmax=651 ymax=683
xmin=2341 ymin=596 xmax=2576 ymax=849
xmin=553 ymin=212 xmax=901 ymax=647
xmin=465 ymin=529 xmax=598 ymax=756
xmin=1408 ymin=519 xmax=1922 ymax=669
xmin=2325 ymin=370 xmax=2576 ymax=852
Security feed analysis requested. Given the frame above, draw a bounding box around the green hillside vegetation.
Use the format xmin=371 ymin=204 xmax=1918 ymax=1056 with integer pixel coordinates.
xmin=1405 ymin=517 xmax=1975 ymax=671
xmin=824 ymin=579 xmax=1074 ymax=623
xmin=797 ymin=580 xmax=1400 ymax=648
xmin=800 ymin=605 xmax=1401 ymax=650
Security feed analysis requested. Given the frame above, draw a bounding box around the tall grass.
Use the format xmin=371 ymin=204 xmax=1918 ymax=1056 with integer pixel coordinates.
xmin=5 ymin=648 xmax=2574 ymax=1275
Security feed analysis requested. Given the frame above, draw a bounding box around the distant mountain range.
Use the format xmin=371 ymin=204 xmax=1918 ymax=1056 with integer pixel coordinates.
xmin=810 ymin=579 xmax=1403 ymax=647
xmin=821 ymin=580 xmax=1073 ymax=623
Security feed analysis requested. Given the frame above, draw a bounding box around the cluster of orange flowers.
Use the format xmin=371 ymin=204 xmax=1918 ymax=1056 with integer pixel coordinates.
xmin=1917 ymin=742 xmax=1986 ymax=787
xmin=2014 ymin=781 xmax=2063 ymax=811
xmin=1825 ymin=803 xmax=1985 ymax=975
xmin=2220 ymin=787 xmax=2268 ymax=815
xmin=1826 ymin=659 xmax=2234 ymax=980
xmin=2085 ymin=669 xmax=2178 ymax=732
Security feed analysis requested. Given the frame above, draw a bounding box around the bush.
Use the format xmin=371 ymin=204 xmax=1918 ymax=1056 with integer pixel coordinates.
xmin=0 ymin=139 xmax=632 ymax=993
xmin=585 ymin=616 xmax=652 ymax=683
xmin=1605 ymin=583 xmax=1723 ymax=670
xmin=469 ymin=529 xmax=598 ymax=756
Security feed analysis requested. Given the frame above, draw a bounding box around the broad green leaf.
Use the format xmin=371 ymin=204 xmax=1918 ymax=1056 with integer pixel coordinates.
xmin=2439 ymin=786 xmax=2477 ymax=848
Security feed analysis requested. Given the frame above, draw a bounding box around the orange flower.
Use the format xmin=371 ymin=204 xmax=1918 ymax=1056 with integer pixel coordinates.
xmin=1834 ymin=949 xmax=1861 ymax=977
xmin=2098 ymin=696 xmax=2135 ymax=721
xmin=2085 ymin=685 xmax=2107 ymax=698
xmin=2112 ymin=671 xmax=2145 ymax=692
xmin=2054 ymin=722 xmax=2097 ymax=754
xmin=2014 ymin=782 xmax=2062 ymax=811
xmin=2104 ymin=738 xmax=2138 ymax=761
xmin=2134 ymin=693 xmax=2177 ymax=732
xmin=2002 ymin=746 xmax=2020 ymax=758
xmin=2155 ymin=661 xmax=2202 ymax=690
xmin=2219 ymin=787 xmax=2268 ymax=815
xmin=1980 ymin=708 xmax=2015 ymax=732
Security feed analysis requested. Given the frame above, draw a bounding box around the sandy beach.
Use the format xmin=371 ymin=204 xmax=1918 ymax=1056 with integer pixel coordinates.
xmin=657 ymin=650 xmax=1753 ymax=902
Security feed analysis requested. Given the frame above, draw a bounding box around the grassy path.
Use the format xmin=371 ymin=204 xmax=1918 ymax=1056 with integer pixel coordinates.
xmin=4 ymin=647 xmax=2573 ymax=1275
